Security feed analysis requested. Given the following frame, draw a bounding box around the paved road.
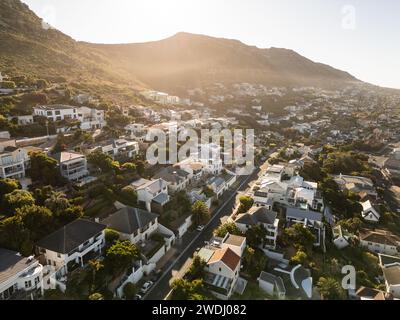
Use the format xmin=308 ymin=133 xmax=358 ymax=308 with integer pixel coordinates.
xmin=144 ymin=170 xmax=260 ymax=300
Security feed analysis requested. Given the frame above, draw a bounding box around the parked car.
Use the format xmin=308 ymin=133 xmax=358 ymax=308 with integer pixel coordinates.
xmin=196 ymin=225 xmax=205 ymax=232
xmin=140 ymin=281 xmax=154 ymax=294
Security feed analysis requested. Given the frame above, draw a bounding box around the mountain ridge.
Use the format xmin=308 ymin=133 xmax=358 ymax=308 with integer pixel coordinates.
xmin=1 ymin=0 xmax=361 ymax=95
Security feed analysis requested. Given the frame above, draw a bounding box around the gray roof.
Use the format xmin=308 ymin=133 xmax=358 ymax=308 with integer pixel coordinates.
xmin=153 ymin=192 xmax=169 ymax=204
xmin=236 ymin=207 xmax=277 ymax=226
xmin=379 ymin=254 xmax=400 ymax=267
xmin=36 ymin=219 xmax=106 ymax=254
xmin=0 ymin=249 xmax=37 ymax=285
xmin=153 ymin=167 xmax=189 ymax=184
xmin=208 ymin=176 xmax=225 ymax=188
xmin=383 ymin=265 xmax=400 ymax=285
xmin=259 ymin=271 xmax=286 ymax=294
xmin=102 ymin=207 xmax=158 ymax=235
xmin=286 ymin=207 xmax=323 ymax=222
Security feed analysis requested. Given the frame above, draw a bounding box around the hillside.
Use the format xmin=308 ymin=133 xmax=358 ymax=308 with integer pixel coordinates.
xmin=1 ymin=0 xmax=360 ymax=97
xmin=88 ymin=32 xmax=359 ymax=94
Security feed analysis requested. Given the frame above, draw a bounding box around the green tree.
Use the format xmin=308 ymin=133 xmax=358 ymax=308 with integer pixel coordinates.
xmin=87 ymin=259 xmax=104 ymax=294
xmin=214 ymin=222 xmax=243 ymax=238
xmin=16 ymin=205 xmax=53 ymax=241
xmin=170 ymin=279 xmax=207 ymax=300
xmin=29 ymin=151 xmax=62 ymax=186
xmin=0 ymin=215 xmax=32 ymax=255
xmin=123 ymin=283 xmax=137 ymax=300
xmin=317 ymin=277 xmax=346 ymax=300
xmin=4 ymin=190 xmax=35 ymax=212
xmin=87 ymin=150 xmax=119 ymax=173
xmin=0 ymin=178 xmax=19 ymax=198
xmin=44 ymin=191 xmax=70 ymax=214
xmin=191 ymin=201 xmax=210 ymax=226
xmin=122 ymin=162 xmax=136 ymax=173
xmin=187 ymin=256 xmax=206 ymax=281
xmin=290 ymin=250 xmax=308 ymax=266
xmin=105 ymin=228 xmax=120 ymax=247
xmin=105 ymin=240 xmax=139 ymax=273
xmin=0 ymin=81 xmax=16 ymax=89
xmin=245 ymin=225 xmax=267 ymax=248
xmin=238 ymin=196 xmax=254 ymax=213
xmin=282 ymin=223 xmax=316 ymax=247
xmin=243 ymin=246 xmax=267 ymax=279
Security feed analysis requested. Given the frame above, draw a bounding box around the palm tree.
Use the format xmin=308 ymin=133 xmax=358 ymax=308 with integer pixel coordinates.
xmin=44 ymin=191 xmax=69 ymax=214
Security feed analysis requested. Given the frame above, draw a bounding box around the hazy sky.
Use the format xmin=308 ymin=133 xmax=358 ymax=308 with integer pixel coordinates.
xmin=22 ymin=0 xmax=400 ymax=89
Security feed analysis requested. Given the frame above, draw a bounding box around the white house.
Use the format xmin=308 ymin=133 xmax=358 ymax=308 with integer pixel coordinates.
xmin=36 ymin=219 xmax=106 ymax=292
xmin=359 ymin=229 xmax=400 ymax=256
xmin=360 ymin=200 xmax=381 ymax=223
xmin=33 ymin=105 xmax=106 ymax=130
xmin=33 ymin=105 xmax=78 ymax=122
xmin=258 ymin=271 xmax=286 ymax=299
xmin=102 ymin=207 xmax=160 ymax=245
xmin=379 ymin=254 xmax=400 ymax=299
xmin=332 ymin=225 xmax=352 ymax=249
xmin=8 ymin=115 xmax=34 ymax=126
xmin=90 ymin=139 xmax=139 ymax=160
xmin=197 ymin=236 xmax=244 ymax=300
xmin=235 ymin=206 xmax=279 ymax=250
xmin=0 ymin=249 xmax=44 ymax=300
xmin=207 ymin=176 xmax=226 ymax=199
xmin=153 ymin=166 xmax=191 ymax=193
xmin=51 ymin=151 xmax=89 ymax=181
xmin=286 ymin=207 xmax=325 ymax=247
xmin=0 ymin=147 xmax=30 ymax=179
xmin=133 ymin=178 xmax=170 ymax=212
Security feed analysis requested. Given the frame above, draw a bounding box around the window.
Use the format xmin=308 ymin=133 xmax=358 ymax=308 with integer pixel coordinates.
xmin=219 ymin=267 xmax=222 ymax=272
xmin=55 ymin=111 xmax=61 ymax=115
xmin=25 ymin=280 xmax=32 ymax=288
xmin=35 ymin=277 xmax=40 ymax=285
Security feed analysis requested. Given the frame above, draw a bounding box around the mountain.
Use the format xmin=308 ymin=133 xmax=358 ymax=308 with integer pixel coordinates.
xmin=1 ymin=0 xmax=360 ymax=96
xmin=88 ymin=32 xmax=359 ymax=93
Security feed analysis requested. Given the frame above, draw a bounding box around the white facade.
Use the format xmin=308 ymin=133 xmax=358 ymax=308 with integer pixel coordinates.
xmin=38 ymin=232 xmax=105 ymax=277
xmin=0 ymin=251 xmax=43 ymax=301
xmin=33 ymin=105 xmax=106 ymax=130
xmin=0 ymin=148 xmax=29 ymax=179
xmin=58 ymin=152 xmax=89 ymax=181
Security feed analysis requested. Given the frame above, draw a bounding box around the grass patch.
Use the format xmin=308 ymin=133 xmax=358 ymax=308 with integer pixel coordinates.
xmin=231 ymin=280 xmax=271 ymax=300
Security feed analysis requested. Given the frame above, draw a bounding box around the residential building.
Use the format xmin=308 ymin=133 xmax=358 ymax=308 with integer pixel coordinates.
xmin=0 ymin=146 xmax=29 ymax=179
xmin=207 ymin=176 xmax=226 ymax=198
xmin=333 ymin=174 xmax=377 ymax=199
xmin=133 ymin=178 xmax=170 ymax=212
xmin=0 ymin=249 xmax=43 ymax=300
xmin=51 ymin=151 xmax=89 ymax=181
xmin=380 ymin=255 xmax=400 ymax=299
xmin=89 ymin=139 xmax=139 ymax=160
xmin=258 ymin=271 xmax=286 ymax=299
xmin=33 ymin=105 xmax=105 ymax=130
xmin=235 ymin=207 xmax=279 ymax=249
xmin=36 ymin=219 xmax=106 ymax=278
xmin=355 ymin=287 xmax=394 ymax=300
xmin=360 ymin=200 xmax=381 ymax=223
xmin=102 ymin=206 xmax=175 ymax=264
xmin=286 ymin=207 xmax=325 ymax=247
xmin=197 ymin=235 xmax=244 ymax=300
xmin=7 ymin=115 xmax=34 ymax=126
xmin=102 ymin=207 xmax=160 ymax=244
xmin=359 ymin=229 xmax=400 ymax=255
xmin=153 ymin=166 xmax=190 ymax=193
xmin=332 ymin=225 xmax=352 ymax=249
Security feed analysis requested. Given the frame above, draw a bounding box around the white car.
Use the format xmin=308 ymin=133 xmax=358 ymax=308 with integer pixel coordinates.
xmin=196 ymin=225 xmax=205 ymax=232
xmin=140 ymin=281 xmax=153 ymax=294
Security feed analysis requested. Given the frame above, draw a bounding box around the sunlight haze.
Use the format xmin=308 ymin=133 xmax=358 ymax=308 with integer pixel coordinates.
xmin=21 ymin=0 xmax=400 ymax=89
